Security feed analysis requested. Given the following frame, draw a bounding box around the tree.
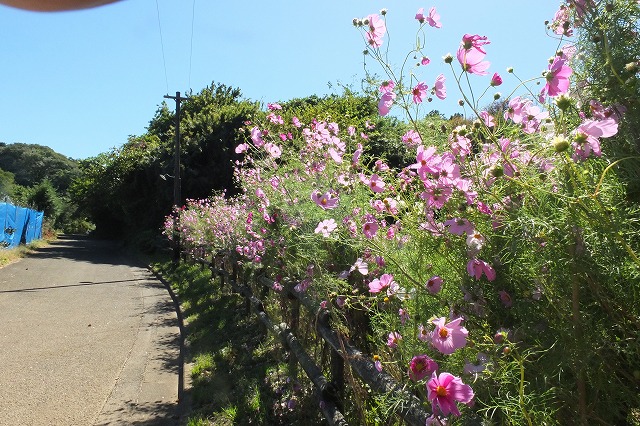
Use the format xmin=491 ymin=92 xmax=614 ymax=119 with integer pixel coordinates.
xmin=28 ymin=179 xmax=62 ymax=222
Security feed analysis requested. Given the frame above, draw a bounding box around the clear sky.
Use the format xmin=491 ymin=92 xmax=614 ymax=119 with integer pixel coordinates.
xmin=0 ymin=1 xmax=562 ymax=160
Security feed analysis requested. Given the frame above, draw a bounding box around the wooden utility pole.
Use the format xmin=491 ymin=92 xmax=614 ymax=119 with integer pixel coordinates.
xmin=164 ymin=91 xmax=189 ymax=262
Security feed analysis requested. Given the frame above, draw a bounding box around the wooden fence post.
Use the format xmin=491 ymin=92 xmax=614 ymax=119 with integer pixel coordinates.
xmin=288 ymin=292 xmax=300 ymax=380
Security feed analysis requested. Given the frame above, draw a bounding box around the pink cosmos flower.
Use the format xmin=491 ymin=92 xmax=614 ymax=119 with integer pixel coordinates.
xmin=365 ymin=14 xmax=386 ymax=47
xmin=235 ymin=143 xmax=248 ymax=154
xmin=267 ymin=113 xmax=284 ymax=125
xmin=479 ymin=110 xmax=495 ymax=128
xmin=368 ymin=273 xmax=398 ymax=294
xmin=267 ymin=102 xmax=282 ymax=111
xmin=425 ymin=276 xmax=443 ymax=294
xmin=378 ymin=91 xmax=396 ymax=116
xmin=467 ymin=258 xmax=497 ymax=281
xmin=571 ymin=117 xmax=618 ymax=161
xmin=362 ymin=220 xmax=379 ymax=239
xmin=399 ymin=308 xmax=410 ymax=325
xmin=412 ymin=145 xmax=439 ymax=179
xmin=264 ymin=142 xmax=282 ymax=158
xmin=292 ymin=117 xmax=302 ymax=128
xmin=352 ymin=144 xmax=363 ymax=165
xmin=315 ymin=219 xmax=337 ymax=237
xmin=412 ymin=82 xmax=429 ymax=104
xmin=504 ymin=96 xmax=529 ymax=123
xmin=427 ymin=7 xmax=442 ymax=28
xmin=250 ymin=126 xmax=264 ymax=147
xmin=431 ymin=316 xmax=469 ymax=355
xmin=367 ymin=174 xmax=386 ymax=193
xmin=490 ymin=72 xmax=503 ymax=86
xmin=379 ymin=80 xmax=395 ymax=93
xmin=426 ymin=415 xmax=448 ymax=426
xmin=457 ymin=46 xmax=490 ymax=75
xmin=444 ymin=218 xmax=474 ymax=235
xmin=421 ymin=56 xmax=431 ymax=66
xmin=374 ymin=356 xmax=383 ymax=372
xmin=387 ymin=331 xmax=402 ymax=348
xmin=402 ymin=129 xmax=422 ymax=147
xmin=434 ymin=74 xmax=446 ymax=100
xmin=551 ymin=5 xmax=573 ymax=36
xmin=520 ymin=103 xmax=549 ymax=134
xmin=427 ymin=372 xmax=475 ymax=416
xmin=415 ymin=7 xmax=425 ymax=23
xmin=328 ymin=147 xmax=343 ymax=164
xmin=349 ymin=257 xmax=369 ymax=275
xmin=408 ymin=355 xmax=439 ymax=381
xmin=311 ymin=191 xmax=339 ymax=209
xmin=539 ymin=56 xmax=572 ymax=101
xmin=418 ymin=324 xmax=430 ymax=342
xmin=420 ymin=181 xmax=453 ymax=209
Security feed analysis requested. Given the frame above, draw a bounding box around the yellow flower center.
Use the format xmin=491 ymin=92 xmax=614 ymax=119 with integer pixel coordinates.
xmin=439 ymin=328 xmax=449 ymax=339
xmin=436 ymin=385 xmax=448 ymax=397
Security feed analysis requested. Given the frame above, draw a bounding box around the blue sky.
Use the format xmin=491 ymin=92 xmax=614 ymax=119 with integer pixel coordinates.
xmin=0 ymin=1 xmax=562 ymax=159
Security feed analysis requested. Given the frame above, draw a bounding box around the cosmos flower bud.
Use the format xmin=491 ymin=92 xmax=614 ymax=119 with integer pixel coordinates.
xmin=555 ymin=94 xmax=572 ymax=111
xmin=443 ymin=53 xmax=454 ymax=64
xmin=553 ymin=136 xmax=570 ymax=152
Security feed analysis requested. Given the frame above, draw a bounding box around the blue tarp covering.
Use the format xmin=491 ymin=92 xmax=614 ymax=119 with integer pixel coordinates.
xmin=0 ymin=202 xmax=43 ymax=248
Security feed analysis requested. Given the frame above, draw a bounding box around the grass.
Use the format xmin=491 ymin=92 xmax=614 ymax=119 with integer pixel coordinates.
xmin=0 ymin=237 xmax=54 ymax=268
xmin=151 ymin=259 xmax=324 ymax=426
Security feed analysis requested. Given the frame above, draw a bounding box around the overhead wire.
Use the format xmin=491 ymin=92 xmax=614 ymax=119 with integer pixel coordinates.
xmin=155 ymin=0 xmax=169 ymax=95
xmin=188 ymin=0 xmax=196 ymax=93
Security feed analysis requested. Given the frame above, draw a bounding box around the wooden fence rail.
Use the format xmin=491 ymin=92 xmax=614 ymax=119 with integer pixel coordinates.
xmin=191 ymin=254 xmax=431 ymax=426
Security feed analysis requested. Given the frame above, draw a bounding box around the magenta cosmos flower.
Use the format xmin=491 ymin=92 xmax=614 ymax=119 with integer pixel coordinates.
xmin=490 ymin=72 xmax=503 ymax=87
xmin=431 ymin=317 xmax=468 ymax=355
xmin=412 ymin=81 xmax=429 ymax=104
xmin=427 ymin=371 xmax=475 ymax=416
xmin=408 ymin=355 xmax=439 ymax=381
xmin=539 ymin=56 xmax=572 ymax=100
xmin=467 ymin=258 xmax=496 ymax=281
xmin=425 ymin=276 xmax=443 ymax=294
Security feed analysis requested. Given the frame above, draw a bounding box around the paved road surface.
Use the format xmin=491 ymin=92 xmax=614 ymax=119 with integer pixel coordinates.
xmin=0 ymin=236 xmax=181 ymax=425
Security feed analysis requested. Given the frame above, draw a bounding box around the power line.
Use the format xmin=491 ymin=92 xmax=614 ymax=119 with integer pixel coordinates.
xmin=155 ymin=0 xmax=169 ymax=94
xmin=188 ymin=0 xmax=196 ymax=92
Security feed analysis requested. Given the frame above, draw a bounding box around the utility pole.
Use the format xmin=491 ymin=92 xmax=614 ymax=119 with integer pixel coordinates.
xmin=164 ymin=91 xmax=189 ymax=263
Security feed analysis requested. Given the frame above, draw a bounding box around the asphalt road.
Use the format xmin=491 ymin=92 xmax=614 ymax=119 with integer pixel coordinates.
xmin=0 ymin=236 xmax=181 ymax=425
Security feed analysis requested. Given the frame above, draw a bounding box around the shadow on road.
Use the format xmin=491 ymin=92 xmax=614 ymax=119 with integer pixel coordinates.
xmin=28 ymin=234 xmax=139 ymax=267
xmin=0 ymin=279 xmax=140 ymax=294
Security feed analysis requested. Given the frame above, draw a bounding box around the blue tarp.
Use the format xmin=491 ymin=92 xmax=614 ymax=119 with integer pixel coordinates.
xmin=0 ymin=202 xmax=43 ymax=248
